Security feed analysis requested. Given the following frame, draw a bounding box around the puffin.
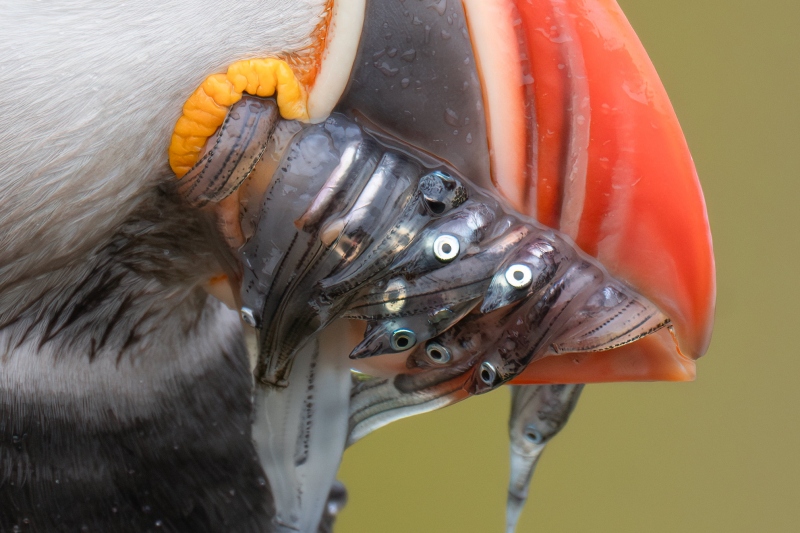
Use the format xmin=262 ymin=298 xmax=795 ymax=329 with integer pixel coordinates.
xmin=0 ymin=0 xmax=715 ymax=532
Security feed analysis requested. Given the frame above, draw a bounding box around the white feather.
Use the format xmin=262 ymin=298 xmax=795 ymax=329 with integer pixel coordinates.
xmin=0 ymin=0 xmax=326 ymax=288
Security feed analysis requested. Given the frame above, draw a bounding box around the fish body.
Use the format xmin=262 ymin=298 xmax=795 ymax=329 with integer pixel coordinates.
xmin=506 ymin=384 xmax=585 ymax=533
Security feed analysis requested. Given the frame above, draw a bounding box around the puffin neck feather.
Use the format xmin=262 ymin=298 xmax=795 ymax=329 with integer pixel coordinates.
xmin=0 ymin=187 xmax=281 ymax=530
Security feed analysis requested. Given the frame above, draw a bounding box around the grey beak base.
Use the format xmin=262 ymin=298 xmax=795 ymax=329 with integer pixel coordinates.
xmin=338 ymin=0 xmax=491 ymax=187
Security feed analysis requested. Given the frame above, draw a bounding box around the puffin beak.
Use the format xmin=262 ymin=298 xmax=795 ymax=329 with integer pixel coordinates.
xmin=331 ymin=0 xmax=715 ymax=383
xmin=173 ymin=0 xmax=713 ymax=384
xmin=504 ymin=0 xmax=715 ymax=383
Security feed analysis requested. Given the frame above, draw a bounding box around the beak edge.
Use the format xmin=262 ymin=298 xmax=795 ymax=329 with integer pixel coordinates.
xmin=510 ymin=328 xmax=696 ymax=385
xmin=466 ymin=0 xmax=715 ymax=376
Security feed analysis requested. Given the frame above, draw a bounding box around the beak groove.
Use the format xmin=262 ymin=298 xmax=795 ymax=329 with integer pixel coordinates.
xmin=459 ymin=0 xmax=716 ymax=382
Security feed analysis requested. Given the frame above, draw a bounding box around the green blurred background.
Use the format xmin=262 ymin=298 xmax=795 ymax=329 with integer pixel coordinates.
xmin=337 ymin=1 xmax=800 ymax=531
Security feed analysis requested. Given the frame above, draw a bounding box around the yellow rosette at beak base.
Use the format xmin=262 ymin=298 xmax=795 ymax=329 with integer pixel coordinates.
xmin=168 ymin=58 xmax=309 ymax=178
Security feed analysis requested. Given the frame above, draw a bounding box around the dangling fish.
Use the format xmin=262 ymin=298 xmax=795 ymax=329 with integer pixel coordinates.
xmin=506 ymin=384 xmax=584 ymax=533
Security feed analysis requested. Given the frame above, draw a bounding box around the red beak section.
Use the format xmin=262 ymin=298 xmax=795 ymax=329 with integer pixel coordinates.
xmin=517 ymin=329 xmax=696 ymax=384
xmin=463 ymin=0 xmax=715 ymax=383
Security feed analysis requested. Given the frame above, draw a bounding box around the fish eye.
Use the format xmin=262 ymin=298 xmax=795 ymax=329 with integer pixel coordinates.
xmin=505 ymin=264 xmax=533 ymax=289
xmin=390 ymin=329 xmax=417 ymax=351
xmin=426 ymin=199 xmax=447 ymax=215
xmin=419 ymin=170 xmax=467 ymax=216
xmin=478 ymin=361 xmax=497 ymax=385
xmin=240 ymin=307 xmax=258 ymax=328
xmin=433 ymin=234 xmax=460 ymax=262
xmin=425 ymin=342 xmax=452 ymax=364
xmin=420 ymin=172 xmax=449 ymax=214
xmin=524 ymin=425 xmax=545 ymax=444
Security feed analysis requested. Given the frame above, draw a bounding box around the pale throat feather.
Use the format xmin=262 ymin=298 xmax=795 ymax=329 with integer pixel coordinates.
xmin=0 ymin=0 xmax=328 ymax=296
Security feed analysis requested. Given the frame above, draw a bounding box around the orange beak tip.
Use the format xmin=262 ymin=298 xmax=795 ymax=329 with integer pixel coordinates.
xmin=510 ymin=329 xmax=697 ymax=385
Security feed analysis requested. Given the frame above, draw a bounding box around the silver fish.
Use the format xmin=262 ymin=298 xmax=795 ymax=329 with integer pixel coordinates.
xmin=251 ymin=322 xmax=353 ymax=532
xmin=320 ymin=170 xmax=469 ymax=297
xmin=177 ymin=95 xmax=279 ymax=207
xmin=345 ymin=224 xmax=531 ymax=322
xmin=347 ymin=298 xmax=480 ymax=359
xmin=382 ymin=199 xmax=502 ymax=278
xmin=506 ymin=384 xmax=584 ymax=533
xmin=425 ymin=261 xmax=670 ymax=395
xmin=482 ymin=232 xmax=561 ymax=314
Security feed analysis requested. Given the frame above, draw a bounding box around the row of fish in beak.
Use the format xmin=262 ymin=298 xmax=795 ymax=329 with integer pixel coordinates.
xmin=223 ymin=97 xmax=670 ymax=387
xmin=181 ymin=96 xmax=670 ymax=531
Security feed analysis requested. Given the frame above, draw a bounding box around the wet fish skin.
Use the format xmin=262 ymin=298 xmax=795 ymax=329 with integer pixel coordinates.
xmin=319 ymin=170 xmax=468 ymax=298
xmin=323 ymin=153 xmax=420 ymax=269
xmin=177 ymin=95 xmax=279 ymax=207
xmin=347 ymin=298 xmax=480 ymax=359
xmin=384 ymin=199 xmax=502 ymax=278
xmin=295 ymin=138 xmax=383 ymax=234
xmin=505 ymin=384 xmax=584 ymax=533
xmin=482 ymin=232 xmax=562 ymax=314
